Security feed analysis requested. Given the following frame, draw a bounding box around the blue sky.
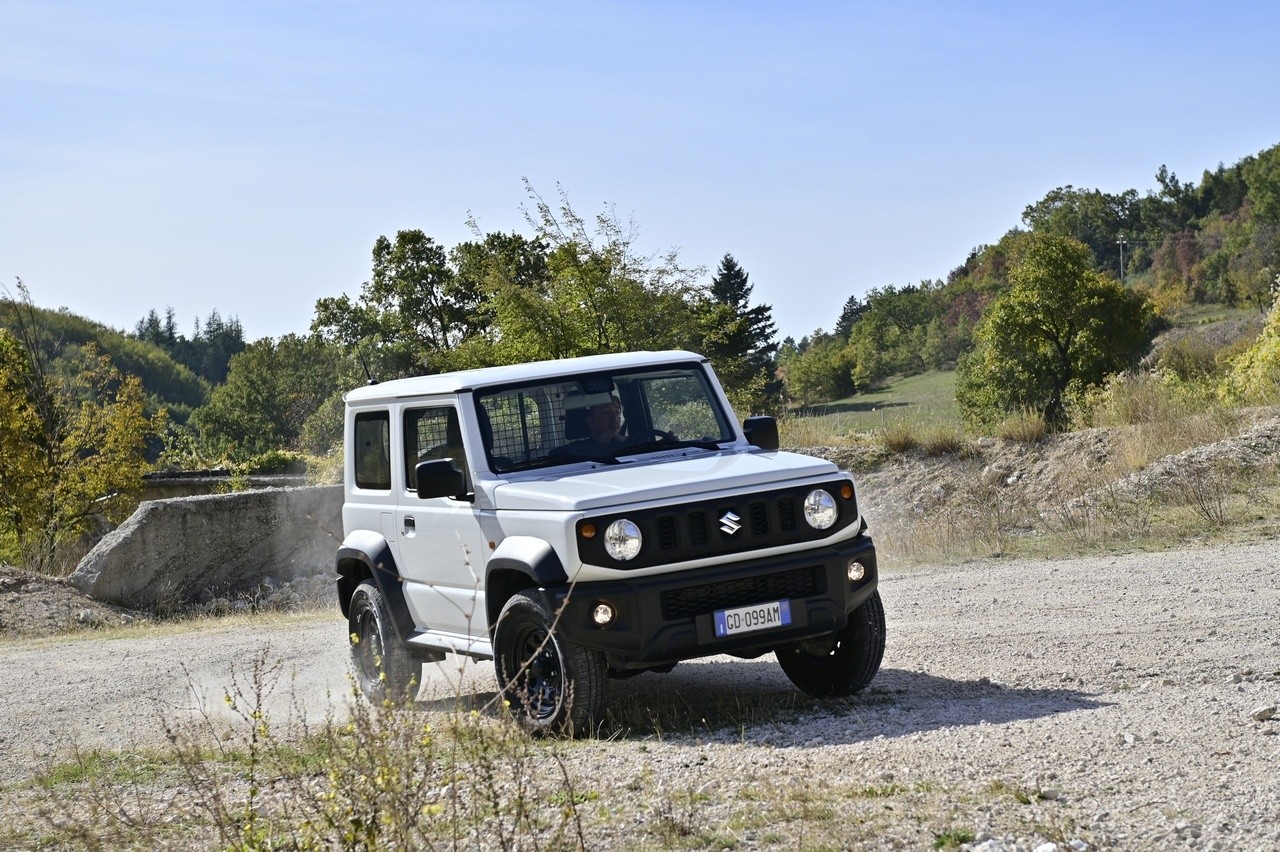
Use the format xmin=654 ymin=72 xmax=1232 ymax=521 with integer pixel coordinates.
xmin=3 ymin=1 xmax=1279 ymax=344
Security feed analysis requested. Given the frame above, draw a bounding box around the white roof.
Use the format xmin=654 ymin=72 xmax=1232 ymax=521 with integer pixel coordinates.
xmin=344 ymin=350 xmax=708 ymax=404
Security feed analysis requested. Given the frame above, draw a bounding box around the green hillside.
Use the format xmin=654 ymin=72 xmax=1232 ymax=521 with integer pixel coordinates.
xmin=0 ymin=300 xmax=208 ymax=416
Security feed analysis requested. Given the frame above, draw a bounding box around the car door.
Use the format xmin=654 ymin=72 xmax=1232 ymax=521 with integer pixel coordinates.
xmin=395 ymin=403 xmax=489 ymax=638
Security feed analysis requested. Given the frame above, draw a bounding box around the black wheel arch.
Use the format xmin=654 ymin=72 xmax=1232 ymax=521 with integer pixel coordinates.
xmin=484 ymin=537 xmax=568 ymax=635
xmin=336 ymin=529 xmax=416 ymax=644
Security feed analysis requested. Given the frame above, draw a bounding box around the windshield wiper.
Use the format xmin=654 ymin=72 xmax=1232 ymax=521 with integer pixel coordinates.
xmin=614 ymin=438 xmax=723 ymax=457
xmin=499 ymin=451 xmax=621 ymax=472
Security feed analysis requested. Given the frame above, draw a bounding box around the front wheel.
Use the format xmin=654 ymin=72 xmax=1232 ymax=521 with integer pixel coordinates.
xmin=776 ymin=590 xmax=886 ymax=697
xmin=494 ymin=591 xmax=606 ymax=736
xmin=349 ymin=580 xmax=420 ymax=703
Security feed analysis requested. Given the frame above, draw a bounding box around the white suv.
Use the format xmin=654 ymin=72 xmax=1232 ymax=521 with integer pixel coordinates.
xmin=336 ymin=350 xmax=884 ymax=733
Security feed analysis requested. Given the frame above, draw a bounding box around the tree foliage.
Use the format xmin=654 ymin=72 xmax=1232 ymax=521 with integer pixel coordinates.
xmin=1 ymin=282 xmax=162 ymax=572
xmin=192 ymin=334 xmax=347 ymax=461
xmin=312 ymin=230 xmax=485 ymax=377
xmin=956 ymin=235 xmax=1153 ymax=428
xmin=313 ymin=184 xmax=710 ymax=379
xmin=487 ymin=182 xmax=704 ymax=361
xmin=1222 ymin=277 xmax=1280 ymax=402
xmin=135 ymin=308 xmax=246 ymax=386
xmin=694 ymin=254 xmax=779 ymax=414
xmin=777 ymin=333 xmax=854 ymax=407
xmin=0 ymin=300 xmax=207 ymax=415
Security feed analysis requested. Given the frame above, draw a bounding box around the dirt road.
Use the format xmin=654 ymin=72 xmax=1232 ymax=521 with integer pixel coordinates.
xmin=3 ymin=541 xmax=1278 ymax=849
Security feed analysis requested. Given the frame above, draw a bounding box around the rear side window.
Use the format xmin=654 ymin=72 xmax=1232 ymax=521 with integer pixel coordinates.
xmin=353 ymin=411 xmax=391 ymax=490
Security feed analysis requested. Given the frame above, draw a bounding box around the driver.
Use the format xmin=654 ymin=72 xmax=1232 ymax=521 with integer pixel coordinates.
xmin=583 ymin=397 xmax=624 ymax=444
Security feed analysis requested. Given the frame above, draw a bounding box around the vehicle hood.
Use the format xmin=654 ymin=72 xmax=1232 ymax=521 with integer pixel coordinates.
xmin=488 ymin=449 xmax=841 ymax=512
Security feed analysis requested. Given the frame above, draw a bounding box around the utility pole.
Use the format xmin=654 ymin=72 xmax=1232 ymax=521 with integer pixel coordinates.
xmin=1117 ymin=236 xmax=1127 ymax=282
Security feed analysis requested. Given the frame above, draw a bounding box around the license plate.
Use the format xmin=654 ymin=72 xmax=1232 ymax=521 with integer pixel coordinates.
xmin=714 ymin=599 xmax=792 ymax=638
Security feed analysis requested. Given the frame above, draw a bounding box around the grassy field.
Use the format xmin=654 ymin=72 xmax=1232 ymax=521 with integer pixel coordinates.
xmin=780 ymin=370 xmax=960 ymax=445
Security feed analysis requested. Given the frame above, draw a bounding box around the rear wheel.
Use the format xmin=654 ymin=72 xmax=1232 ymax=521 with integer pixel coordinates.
xmin=776 ymin=591 xmax=885 ymax=697
xmin=348 ymin=580 xmax=420 ymax=703
xmin=494 ymin=591 xmax=606 ymax=736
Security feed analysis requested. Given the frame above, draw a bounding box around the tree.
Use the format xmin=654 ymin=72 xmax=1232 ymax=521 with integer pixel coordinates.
xmin=956 ymin=235 xmax=1152 ymax=429
xmin=192 ymin=334 xmax=346 ymax=460
xmin=1022 ymin=185 xmax=1140 ymax=278
xmin=833 ymin=295 xmax=868 ymax=340
xmin=133 ymin=307 xmax=245 ymax=385
xmin=1 ymin=282 xmax=162 ymax=571
xmin=778 ymin=331 xmax=854 ymax=406
xmin=695 ymin=254 xmax=779 ymax=413
xmin=482 ymin=182 xmax=703 ymax=363
xmin=312 ymin=230 xmax=482 ymax=376
xmin=1244 ymin=143 xmax=1280 ymax=224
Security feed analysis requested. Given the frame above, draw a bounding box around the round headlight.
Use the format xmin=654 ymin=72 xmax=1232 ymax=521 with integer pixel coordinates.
xmin=604 ymin=519 xmax=643 ymax=561
xmin=803 ymin=489 xmax=838 ymax=530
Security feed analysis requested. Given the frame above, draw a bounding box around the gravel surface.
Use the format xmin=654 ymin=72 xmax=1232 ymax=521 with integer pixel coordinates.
xmin=3 ymin=540 xmax=1278 ymax=849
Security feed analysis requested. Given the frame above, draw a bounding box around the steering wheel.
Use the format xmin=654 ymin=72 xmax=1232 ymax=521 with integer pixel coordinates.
xmin=630 ymin=428 xmax=677 ymax=443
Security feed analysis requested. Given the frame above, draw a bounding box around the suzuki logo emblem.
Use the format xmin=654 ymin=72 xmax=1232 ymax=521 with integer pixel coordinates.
xmin=720 ymin=511 xmax=742 ymax=536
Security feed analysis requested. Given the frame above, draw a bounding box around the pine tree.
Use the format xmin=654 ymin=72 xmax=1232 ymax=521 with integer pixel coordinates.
xmin=699 ymin=254 xmax=779 ymax=413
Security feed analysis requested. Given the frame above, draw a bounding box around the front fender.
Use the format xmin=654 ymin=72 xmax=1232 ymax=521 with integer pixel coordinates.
xmin=485 ymin=535 xmax=568 ymax=586
xmin=336 ymin=529 xmax=415 ymax=643
xmin=484 ymin=536 xmax=569 ymax=630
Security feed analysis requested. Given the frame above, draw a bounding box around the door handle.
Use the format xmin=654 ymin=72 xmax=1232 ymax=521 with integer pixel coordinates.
xmin=402 ymin=515 xmax=416 ymax=537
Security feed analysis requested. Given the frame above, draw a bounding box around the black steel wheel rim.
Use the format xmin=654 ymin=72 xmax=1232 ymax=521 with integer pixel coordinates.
xmin=354 ymin=606 xmax=382 ymax=690
xmin=508 ymin=621 xmax=563 ymax=720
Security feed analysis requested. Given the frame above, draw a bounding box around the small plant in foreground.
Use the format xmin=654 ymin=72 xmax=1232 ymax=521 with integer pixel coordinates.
xmin=934 ymin=827 xmax=977 ymax=849
xmin=33 ymin=649 xmax=592 ymax=850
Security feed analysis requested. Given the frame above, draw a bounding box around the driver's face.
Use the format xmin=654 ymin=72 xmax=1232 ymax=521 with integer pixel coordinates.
xmin=586 ymin=400 xmax=622 ymax=437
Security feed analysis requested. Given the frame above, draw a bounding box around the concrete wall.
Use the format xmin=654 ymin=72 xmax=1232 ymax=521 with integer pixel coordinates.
xmin=70 ymin=485 xmax=343 ymax=608
xmin=140 ymin=474 xmax=308 ymax=501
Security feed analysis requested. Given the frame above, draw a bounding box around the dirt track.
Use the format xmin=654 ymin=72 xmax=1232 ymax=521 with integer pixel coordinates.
xmin=3 ymin=540 xmax=1279 ymax=849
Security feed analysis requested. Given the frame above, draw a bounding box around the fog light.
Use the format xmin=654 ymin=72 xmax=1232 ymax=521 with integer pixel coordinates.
xmin=847 ymin=560 xmax=866 ymax=582
xmin=591 ymin=602 xmax=616 ymax=626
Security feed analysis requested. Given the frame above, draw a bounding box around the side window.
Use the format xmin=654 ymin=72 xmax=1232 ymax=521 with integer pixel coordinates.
xmin=353 ymin=411 xmax=391 ymax=490
xmin=404 ymin=406 xmax=471 ymax=493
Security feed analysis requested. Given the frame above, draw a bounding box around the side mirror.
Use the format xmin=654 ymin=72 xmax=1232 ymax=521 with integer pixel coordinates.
xmin=742 ymin=416 xmax=780 ymax=451
xmin=415 ymin=459 xmax=469 ymax=500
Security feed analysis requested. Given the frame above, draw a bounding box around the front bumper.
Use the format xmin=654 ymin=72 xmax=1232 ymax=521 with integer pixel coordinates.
xmin=546 ymin=534 xmax=877 ymax=669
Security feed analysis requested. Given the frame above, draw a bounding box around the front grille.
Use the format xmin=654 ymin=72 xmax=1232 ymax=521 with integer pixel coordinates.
xmin=661 ymin=565 xmax=823 ymax=620
xmin=657 ymin=516 xmax=677 ymax=550
xmin=575 ymin=478 xmax=859 ymax=570
xmin=688 ymin=512 xmax=708 ymax=545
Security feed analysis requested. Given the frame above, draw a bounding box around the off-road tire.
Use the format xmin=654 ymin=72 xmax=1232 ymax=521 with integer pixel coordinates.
xmin=776 ymin=590 xmax=886 ymax=697
xmin=494 ymin=590 xmax=607 ymax=736
xmin=348 ymin=580 xmax=420 ymax=703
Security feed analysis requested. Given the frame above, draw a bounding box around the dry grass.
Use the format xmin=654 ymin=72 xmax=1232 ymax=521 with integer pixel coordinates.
xmin=919 ymin=423 xmax=969 ymax=457
xmin=996 ymin=409 xmax=1048 ymax=443
xmin=777 ymin=413 xmax=859 ymax=447
xmin=877 ymin=418 xmax=919 ymax=454
xmin=14 ymin=650 xmax=595 ymax=851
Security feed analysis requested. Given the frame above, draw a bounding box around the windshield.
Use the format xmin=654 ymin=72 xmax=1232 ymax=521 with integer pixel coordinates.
xmin=474 ymin=363 xmax=735 ymax=473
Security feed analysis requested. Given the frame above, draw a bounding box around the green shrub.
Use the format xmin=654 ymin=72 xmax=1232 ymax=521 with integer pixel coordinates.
xmin=238 ymin=449 xmax=308 ymax=475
